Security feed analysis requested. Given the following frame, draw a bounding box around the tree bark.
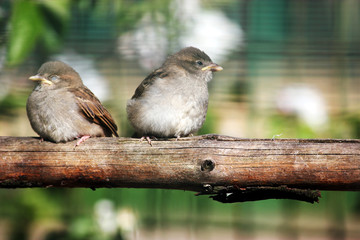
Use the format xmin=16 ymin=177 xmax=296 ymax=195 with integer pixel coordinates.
xmin=0 ymin=135 xmax=359 ymax=194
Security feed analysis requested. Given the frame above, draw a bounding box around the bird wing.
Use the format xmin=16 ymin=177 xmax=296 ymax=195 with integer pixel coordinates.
xmin=69 ymin=87 xmax=119 ymax=137
xmin=131 ymin=68 xmax=169 ymax=99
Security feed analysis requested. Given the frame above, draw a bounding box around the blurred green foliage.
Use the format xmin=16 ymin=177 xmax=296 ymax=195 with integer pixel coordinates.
xmin=4 ymin=0 xmax=179 ymax=66
xmin=7 ymin=0 xmax=71 ymax=65
xmin=0 ymin=93 xmax=27 ymax=117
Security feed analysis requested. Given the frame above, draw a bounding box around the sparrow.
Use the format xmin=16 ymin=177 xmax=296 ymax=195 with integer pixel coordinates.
xmin=26 ymin=61 xmax=119 ymax=146
xmin=126 ymin=46 xmax=223 ymax=144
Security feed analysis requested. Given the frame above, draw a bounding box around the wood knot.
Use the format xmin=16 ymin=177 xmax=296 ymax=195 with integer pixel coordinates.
xmin=203 ymin=184 xmax=213 ymax=192
xmin=201 ymin=159 xmax=215 ymax=172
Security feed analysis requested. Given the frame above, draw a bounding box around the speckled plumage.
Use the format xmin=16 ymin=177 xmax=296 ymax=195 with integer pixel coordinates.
xmin=126 ymin=47 xmax=222 ymax=138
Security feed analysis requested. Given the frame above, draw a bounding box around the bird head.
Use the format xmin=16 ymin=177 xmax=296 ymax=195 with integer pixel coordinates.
xmin=29 ymin=61 xmax=83 ymax=89
xmin=166 ymin=47 xmax=223 ymax=82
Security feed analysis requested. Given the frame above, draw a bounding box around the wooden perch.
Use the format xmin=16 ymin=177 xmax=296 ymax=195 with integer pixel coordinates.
xmin=0 ymin=135 xmax=359 ymax=203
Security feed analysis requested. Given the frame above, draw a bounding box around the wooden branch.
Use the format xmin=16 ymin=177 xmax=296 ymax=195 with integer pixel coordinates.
xmin=0 ymin=135 xmax=359 ymax=200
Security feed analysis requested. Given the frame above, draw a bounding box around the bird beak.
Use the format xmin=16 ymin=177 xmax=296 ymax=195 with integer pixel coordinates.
xmin=29 ymin=75 xmax=53 ymax=85
xmin=202 ymin=63 xmax=223 ymax=72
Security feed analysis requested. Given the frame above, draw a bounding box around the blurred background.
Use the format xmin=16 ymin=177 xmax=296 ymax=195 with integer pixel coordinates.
xmin=0 ymin=0 xmax=359 ymax=239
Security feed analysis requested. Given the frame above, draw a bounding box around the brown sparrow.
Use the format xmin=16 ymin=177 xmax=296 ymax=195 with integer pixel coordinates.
xmin=26 ymin=61 xmax=118 ymax=146
xmin=126 ymin=47 xmax=222 ymax=144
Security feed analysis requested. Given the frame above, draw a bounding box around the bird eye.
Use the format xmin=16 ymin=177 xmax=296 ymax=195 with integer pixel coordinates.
xmin=196 ymin=60 xmax=203 ymax=66
xmin=50 ymin=75 xmax=59 ymax=81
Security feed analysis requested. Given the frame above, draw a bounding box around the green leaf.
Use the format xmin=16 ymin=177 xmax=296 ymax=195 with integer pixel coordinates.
xmin=6 ymin=0 xmax=71 ymax=66
xmin=41 ymin=23 xmax=62 ymax=52
xmin=6 ymin=0 xmax=44 ymax=66
xmin=40 ymin=0 xmax=71 ymax=52
xmin=40 ymin=0 xmax=71 ymax=21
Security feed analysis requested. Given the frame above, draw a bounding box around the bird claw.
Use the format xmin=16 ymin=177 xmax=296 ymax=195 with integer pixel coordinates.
xmin=74 ymin=135 xmax=90 ymax=148
xmin=140 ymin=136 xmax=156 ymax=146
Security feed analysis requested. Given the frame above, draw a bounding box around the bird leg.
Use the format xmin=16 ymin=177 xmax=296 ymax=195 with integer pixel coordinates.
xmin=140 ymin=136 xmax=156 ymax=146
xmin=75 ymin=135 xmax=91 ymax=147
